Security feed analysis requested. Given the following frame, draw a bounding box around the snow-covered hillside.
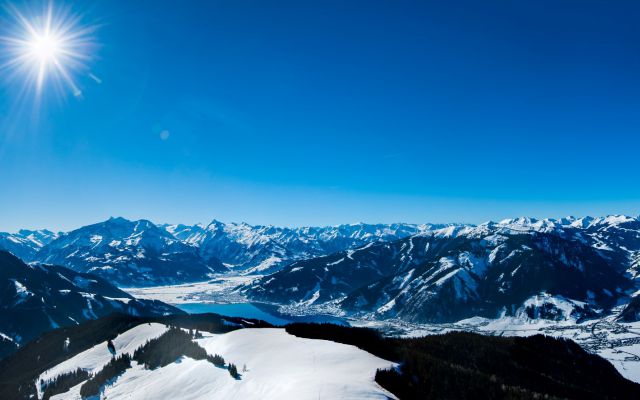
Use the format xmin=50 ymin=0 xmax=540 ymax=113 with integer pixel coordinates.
xmin=38 ymin=323 xmax=170 ymax=398
xmin=40 ymin=325 xmax=396 ymax=400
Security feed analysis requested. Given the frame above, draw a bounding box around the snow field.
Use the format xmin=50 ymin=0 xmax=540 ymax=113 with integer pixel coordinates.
xmin=43 ymin=326 xmax=397 ymax=399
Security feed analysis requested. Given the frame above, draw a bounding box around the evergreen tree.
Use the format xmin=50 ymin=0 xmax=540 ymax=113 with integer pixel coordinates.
xmin=207 ymin=354 xmax=225 ymax=367
xmin=79 ymin=354 xmax=131 ymax=398
xmin=228 ymin=363 xmax=240 ymax=379
xmin=41 ymin=368 xmax=90 ymax=400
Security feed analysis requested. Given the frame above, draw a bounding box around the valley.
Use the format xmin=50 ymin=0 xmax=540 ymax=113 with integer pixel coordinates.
xmin=3 ymin=214 xmax=640 ymax=398
xmin=124 ymin=276 xmax=640 ymax=383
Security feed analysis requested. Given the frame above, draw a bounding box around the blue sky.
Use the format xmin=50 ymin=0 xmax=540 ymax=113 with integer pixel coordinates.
xmin=1 ymin=0 xmax=639 ymax=232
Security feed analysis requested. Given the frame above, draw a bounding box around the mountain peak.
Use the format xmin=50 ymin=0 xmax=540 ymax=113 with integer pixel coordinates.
xmin=108 ymin=216 xmax=130 ymax=223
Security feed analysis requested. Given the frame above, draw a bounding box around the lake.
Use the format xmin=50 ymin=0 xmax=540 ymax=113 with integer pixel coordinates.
xmin=176 ymin=302 xmax=348 ymax=326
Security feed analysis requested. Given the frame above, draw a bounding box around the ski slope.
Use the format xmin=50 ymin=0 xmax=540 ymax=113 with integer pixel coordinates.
xmin=45 ymin=326 xmax=396 ymax=399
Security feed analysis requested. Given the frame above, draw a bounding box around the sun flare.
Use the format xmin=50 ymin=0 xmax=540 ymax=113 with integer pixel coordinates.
xmin=1 ymin=2 xmax=96 ymax=98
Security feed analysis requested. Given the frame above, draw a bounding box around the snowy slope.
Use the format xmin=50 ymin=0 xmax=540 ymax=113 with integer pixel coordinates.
xmin=45 ymin=326 xmax=396 ymax=400
xmin=38 ymin=323 xmax=169 ymax=395
xmin=195 ymin=328 xmax=396 ymax=399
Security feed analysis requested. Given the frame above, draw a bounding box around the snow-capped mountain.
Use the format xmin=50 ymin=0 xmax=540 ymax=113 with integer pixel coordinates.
xmin=0 ymin=251 xmax=182 ymax=358
xmin=164 ymin=220 xmax=444 ymax=274
xmin=0 ymin=229 xmax=58 ymax=262
xmin=36 ymin=217 xmax=227 ymax=287
xmin=0 ymin=219 xmax=450 ymax=285
xmin=1 ymin=215 xmax=638 ymax=315
xmin=244 ymin=215 xmax=640 ymax=323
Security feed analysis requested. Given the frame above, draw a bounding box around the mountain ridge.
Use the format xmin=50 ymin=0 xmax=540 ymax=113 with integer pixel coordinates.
xmin=0 ymin=217 xmax=458 ymax=282
xmin=0 ymin=251 xmax=183 ymax=359
xmin=243 ymin=215 xmax=640 ymax=323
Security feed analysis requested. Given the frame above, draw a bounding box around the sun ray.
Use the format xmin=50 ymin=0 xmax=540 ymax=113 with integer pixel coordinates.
xmin=0 ymin=1 xmax=96 ymax=100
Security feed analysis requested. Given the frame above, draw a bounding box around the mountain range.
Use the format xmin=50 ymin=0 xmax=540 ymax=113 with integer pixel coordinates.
xmin=0 ymin=229 xmax=58 ymax=262
xmin=244 ymin=215 xmax=640 ymax=323
xmin=2 ymin=215 xmax=640 ymax=326
xmin=0 ymin=217 xmax=441 ymax=285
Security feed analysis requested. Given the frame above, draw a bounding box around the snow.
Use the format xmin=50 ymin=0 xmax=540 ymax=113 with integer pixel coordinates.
xmin=37 ymin=323 xmax=169 ymax=398
xmin=196 ymin=328 xmax=396 ymax=399
xmin=354 ymin=311 xmax=640 ymax=385
xmin=12 ymin=279 xmax=32 ymax=305
xmin=326 ymin=257 xmax=345 ymax=266
xmin=518 ymin=293 xmax=583 ymax=320
xmin=398 ymin=269 xmax=414 ymax=289
xmin=73 ymin=276 xmax=98 ymax=289
xmin=48 ymin=327 xmax=396 ymax=400
xmin=598 ymin=343 xmax=640 ymax=383
xmin=104 ymin=296 xmax=133 ymax=304
xmin=488 ymin=245 xmax=504 ymax=264
xmin=377 ymin=299 xmax=396 ymax=314
xmin=602 ymin=215 xmax=636 ymax=226
xmin=301 ymin=282 xmax=321 ymax=305
xmin=434 ymin=225 xmax=459 ymax=238
xmin=0 ymin=331 xmax=15 ymax=343
xmin=9 ymin=235 xmax=25 ymax=244
xmin=244 ymin=256 xmax=283 ymax=274
xmin=124 ymin=276 xmax=257 ymax=304
xmin=433 ymin=269 xmax=459 ymax=287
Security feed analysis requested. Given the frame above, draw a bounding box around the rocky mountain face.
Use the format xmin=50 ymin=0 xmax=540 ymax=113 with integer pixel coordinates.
xmin=164 ymin=220 xmax=442 ymax=274
xmin=244 ymin=216 xmax=640 ymax=323
xmin=0 ymin=251 xmax=182 ymax=358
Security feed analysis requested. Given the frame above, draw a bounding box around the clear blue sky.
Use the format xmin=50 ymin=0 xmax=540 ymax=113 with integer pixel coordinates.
xmin=1 ymin=0 xmax=639 ymax=232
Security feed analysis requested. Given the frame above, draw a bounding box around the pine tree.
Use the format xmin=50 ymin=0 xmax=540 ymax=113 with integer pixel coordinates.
xmin=228 ymin=363 xmax=240 ymax=379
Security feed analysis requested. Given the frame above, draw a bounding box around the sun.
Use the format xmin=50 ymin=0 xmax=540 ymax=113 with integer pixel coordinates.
xmin=1 ymin=2 xmax=96 ymax=98
xmin=28 ymin=32 xmax=62 ymax=62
